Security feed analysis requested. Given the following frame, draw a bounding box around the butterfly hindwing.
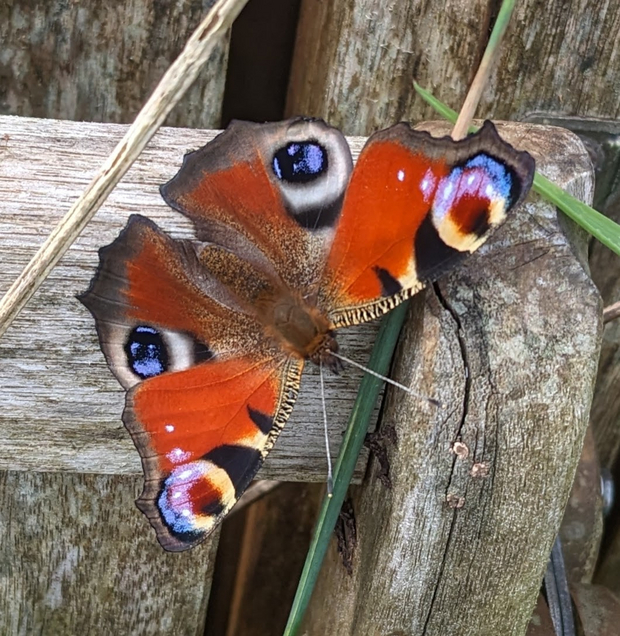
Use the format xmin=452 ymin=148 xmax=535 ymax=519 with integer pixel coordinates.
xmin=320 ymin=121 xmax=535 ymax=326
xmin=129 ymin=355 xmax=302 ymax=551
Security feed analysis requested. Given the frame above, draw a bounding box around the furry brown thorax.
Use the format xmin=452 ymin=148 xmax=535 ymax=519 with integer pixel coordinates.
xmin=259 ymin=292 xmax=342 ymax=372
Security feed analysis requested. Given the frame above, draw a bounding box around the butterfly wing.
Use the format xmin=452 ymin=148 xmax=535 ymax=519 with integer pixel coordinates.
xmin=81 ymin=119 xmax=358 ymax=550
xmin=160 ymin=117 xmax=354 ymax=294
xmin=128 ymin=355 xmax=302 ymax=552
xmin=82 ymin=118 xmax=534 ymax=551
xmin=79 ymin=215 xmax=303 ymax=551
xmin=319 ymin=121 xmax=535 ymax=326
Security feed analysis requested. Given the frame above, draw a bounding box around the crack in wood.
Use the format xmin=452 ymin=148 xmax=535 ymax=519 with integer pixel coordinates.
xmin=420 ymin=283 xmax=471 ymax=635
xmin=432 ymin=282 xmax=471 ymax=491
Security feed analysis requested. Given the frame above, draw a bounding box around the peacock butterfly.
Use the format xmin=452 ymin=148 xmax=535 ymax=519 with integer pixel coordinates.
xmin=79 ymin=118 xmax=535 ymax=551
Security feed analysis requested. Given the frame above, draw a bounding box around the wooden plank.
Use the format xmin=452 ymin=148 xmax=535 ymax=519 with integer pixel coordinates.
xmin=287 ymin=0 xmax=620 ymax=131
xmin=0 ymin=470 xmax=218 ymax=635
xmin=0 ymin=114 xmax=373 ymax=481
xmin=1 ymin=4 xmax=235 ymax=632
xmin=0 ymin=0 xmax=229 ymax=128
xmin=491 ymin=0 xmax=620 ymax=122
xmin=286 ymin=0 xmax=489 ymax=133
xmin=301 ymin=122 xmax=602 ymax=636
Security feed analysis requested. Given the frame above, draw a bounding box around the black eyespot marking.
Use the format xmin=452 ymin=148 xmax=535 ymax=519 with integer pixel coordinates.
xmin=200 ymin=498 xmax=226 ymax=518
xmin=469 ymin=209 xmax=491 ymax=238
xmin=272 ymin=141 xmax=327 ymax=184
xmin=248 ymin=407 xmax=273 ymax=435
xmin=204 ymin=445 xmax=262 ymax=498
xmin=415 ymin=214 xmax=465 ymax=282
xmin=125 ymin=325 xmax=168 ymax=379
xmin=373 ymin=266 xmax=402 ymax=297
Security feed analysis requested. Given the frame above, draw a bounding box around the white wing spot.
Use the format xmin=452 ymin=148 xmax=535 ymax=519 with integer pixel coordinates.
xmin=165 ymin=424 xmax=175 ymax=433
xmin=397 ymin=169 xmax=405 ymax=182
xmin=420 ymin=169 xmax=436 ymax=200
xmin=168 ymin=447 xmax=191 ymax=464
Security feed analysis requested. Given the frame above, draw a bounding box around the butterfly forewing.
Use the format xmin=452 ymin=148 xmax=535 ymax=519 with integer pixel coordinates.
xmin=160 ymin=117 xmax=353 ymax=295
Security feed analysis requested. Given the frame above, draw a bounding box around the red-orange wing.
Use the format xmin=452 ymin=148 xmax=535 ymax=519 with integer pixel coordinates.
xmin=319 ymin=121 xmax=535 ymax=326
xmin=79 ymin=215 xmax=303 ymax=551
xmin=161 ymin=117 xmax=353 ymax=294
xmin=128 ymin=355 xmax=301 ymax=552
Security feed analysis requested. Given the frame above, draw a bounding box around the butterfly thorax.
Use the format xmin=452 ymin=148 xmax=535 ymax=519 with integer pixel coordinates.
xmin=258 ymin=292 xmax=341 ymax=372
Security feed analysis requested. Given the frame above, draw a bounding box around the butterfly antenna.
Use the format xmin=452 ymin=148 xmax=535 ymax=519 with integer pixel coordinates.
xmin=331 ymin=351 xmax=443 ymax=408
xmin=319 ymin=360 xmax=334 ymax=497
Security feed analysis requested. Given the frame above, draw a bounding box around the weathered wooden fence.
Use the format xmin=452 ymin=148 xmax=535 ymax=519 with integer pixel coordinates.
xmin=1 ymin=0 xmax=619 ymax=634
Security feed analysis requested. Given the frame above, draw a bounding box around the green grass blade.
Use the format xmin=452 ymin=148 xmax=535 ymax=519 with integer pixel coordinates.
xmin=283 ymin=301 xmax=410 ymax=636
xmin=486 ymin=0 xmax=516 ymax=53
xmin=413 ymin=82 xmax=620 ymax=257
xmin=533 ymin=173 xmax=620 ymax=255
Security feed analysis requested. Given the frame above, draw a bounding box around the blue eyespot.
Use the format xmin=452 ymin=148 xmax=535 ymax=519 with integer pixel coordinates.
xmin=465 ymin=153 xmax=513 ymax=201
xmin=272 ymin=141 xmax=327 ymax=184
xmin=125 ymin=325 xmax=168 ymax=379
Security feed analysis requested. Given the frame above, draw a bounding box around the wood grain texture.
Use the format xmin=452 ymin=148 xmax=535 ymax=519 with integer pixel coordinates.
xmin=0 ymin=470 xmax=218 ymax=635
xmin=0 ymin=115 xmax=372 ymax=482
xmin=286 ymin=0 xmax=490 ymax=134
xmin=493 ymin=0 xmax=620 ymax=121
xmin=301 ymin=123 xmax=602 ymax=636
xmin=286 ymin=0 xmax=620 ymax=134
xmin=0 ymin=0 xmax=229 ymax=128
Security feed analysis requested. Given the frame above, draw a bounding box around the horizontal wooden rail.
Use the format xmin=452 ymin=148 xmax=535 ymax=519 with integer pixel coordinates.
xmin=0 ymin=115 xmax=375 ymax=481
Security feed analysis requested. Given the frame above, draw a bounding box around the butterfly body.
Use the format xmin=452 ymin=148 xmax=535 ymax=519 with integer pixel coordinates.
xmin=259 ymin=292 xmax=340 ymax=369
xmin=80 ymin=117 xmax=534 ymax=551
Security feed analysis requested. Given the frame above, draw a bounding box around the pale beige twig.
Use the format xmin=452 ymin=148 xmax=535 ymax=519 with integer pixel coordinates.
xmin=603 ymin=300 xmax=620 ymax=324
xmin=0 ymin=0 xmax=249 ymax=339
xmin=451 ymin=4 xmax=516 ymax=140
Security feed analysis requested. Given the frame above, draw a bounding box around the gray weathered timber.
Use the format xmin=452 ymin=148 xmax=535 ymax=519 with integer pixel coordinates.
xmin=493 ymin=0 xmax=620 ymax=122
xmin=0 ymin=115 xmax=372 ymax=481
xmin=0 ymin=470 xmax=218 ymax=636
xmin=301 ymin=123 xmax=602 ymax=636
xmin=1 ymin=1 xmax=232 ymax=629
xmin=287 ymin=0 xmax=620 ymax=133
xmin=286 ymin=0 xmax=488 ymax=134
xmin=0 ymin=1 xmax=229 ymax=128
